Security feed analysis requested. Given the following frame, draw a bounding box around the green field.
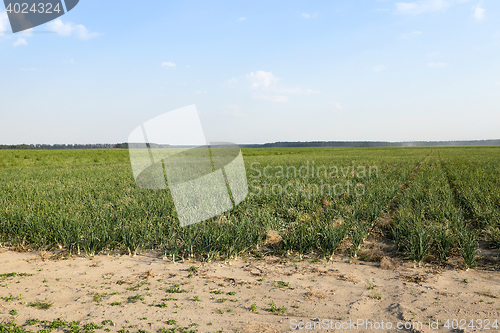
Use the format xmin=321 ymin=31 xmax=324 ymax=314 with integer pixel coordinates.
xmin=0 ymin=147 xmax=499 ymax=268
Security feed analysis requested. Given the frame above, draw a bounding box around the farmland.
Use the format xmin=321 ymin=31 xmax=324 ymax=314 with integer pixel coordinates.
xmin=0 ymin=147 xmax=499 ymax=268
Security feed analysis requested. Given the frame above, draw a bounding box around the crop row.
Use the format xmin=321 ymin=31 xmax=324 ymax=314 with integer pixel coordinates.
xmin=439 ymin=148 xmax=500 ymax=249
xmin=391 ymin=153 xmax=480 ymax=269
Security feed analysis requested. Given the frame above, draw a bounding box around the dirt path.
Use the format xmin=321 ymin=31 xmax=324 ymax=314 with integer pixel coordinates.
xmin=1 ymin=249 xmax=499 ymax=332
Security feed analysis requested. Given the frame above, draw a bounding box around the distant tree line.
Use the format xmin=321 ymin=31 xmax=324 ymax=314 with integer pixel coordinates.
xmin=241 ymin=139 xmax=500 ymax=148
xmin=1 ymin=140 xmax=499 ymax=150
xmin=0 ymin=143 xmax=130 ymax=150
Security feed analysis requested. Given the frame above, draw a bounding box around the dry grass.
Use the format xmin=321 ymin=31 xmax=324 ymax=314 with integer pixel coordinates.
xmin=336 ymin=274 xmax=359 ymax=284
xmin=138 ymin=269 xmax=155 ymax=279
xmin=322 ymin=199 xmax=333 ymax=208
xmin=264 ymin=230 xmax=282 ymax=246
xmin=398 ymin=273 xmax=428 ymax=284
xmin=216 ymin=215 xmax=232 ymax=225
xmin=476 ymin=289 xmax=497 ymax=298
xmin=358 ymin=248 xmax=383 ymax=262
xmin=333 ymin=218 xmax=344 ymax=227
xmin=304 ymin=290 xmax=328 ymax=300
xmin=380 ymin=257 xmax=397 ymax=269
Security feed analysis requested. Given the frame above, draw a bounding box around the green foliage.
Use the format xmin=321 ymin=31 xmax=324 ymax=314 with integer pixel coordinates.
xmin=267 ymin=301 xmax=286 ymax=315
xmin=0 ymin=147 xmax=497 ymax=266
xmin=126 ymin=294 xmax=144 ymax=303
xmin=28 ymin=300 xmax=53 ymax=310
xmin=272 ymin=280 xmax=289 ymax=288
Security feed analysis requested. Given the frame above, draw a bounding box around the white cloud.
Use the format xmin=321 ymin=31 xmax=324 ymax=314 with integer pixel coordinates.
xmin=427 ymin=62 xmax=449 ymax=67
xmin=247 ymin=71 xmax=279 ymax=89
xmin=161 ymin=62 xmax=176 ymax=68
xmin=223 ymin=105 xmax=247 ymax=116
xmin=246 ymin=71 xmax=317 ymax=94
xmin=228 ymin=70 xmax=315 ymax=102
xmin=47 ymin=19 xmax=99 ymax=40
xmin=238 ymin=17 xmax=246 ymax=21
xmin=400 ymin=31 xmax=423 ymax=39
xmin=395 ymin=0 xmax=452 ymax=15
xmin=253 ymin=94 xmax=289 ymax=103
xmin=13 ymin=38 xmax=27 ymax=47
xmin=395 ymin=0 xmax=476 ymax=15
xmin=371 ymin=65 xmax=386 ymax=72
xmin=472 ymin=3 xmax=485 ymax=20
xmin=0 ymin=11 xmax=8 ymax=36
xmin=226 ymin=77 xmax=239 ymax=85
xmin=495 ymin=81 xmax=500 ymax=86
xmin=331 ymin=102 xmax=343 ymax=110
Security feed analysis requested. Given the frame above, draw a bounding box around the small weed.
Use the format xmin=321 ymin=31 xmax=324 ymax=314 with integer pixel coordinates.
xmin=84 ymin=322 xmax=102 ymax=331
xmin=365 ymin=279 xmax=375 ymax=290
xmin=92 ymin=292 xmax=108 ymax=303
xmin=155 ymin=303 xmax=168 ymax=308
xmin=272 ymin=280 xmax=289 ymax=288
xmin=26 ymin=319 xmax=40 ymax=326
xmin=127 ymin=294 xmax=144 ymax=303
xmin=267 ymin=301 xmax=286 ymax=315
xmin=369 ymin=290 xmax=382 ymax=300
xmin=165 ymin=287 xmax=187 ymax=293
xmin=127 ymin=282 xmax=147 ymax=291
xmin=28 ymin=300 xmax=53 ymax=309
xmin=49 ymin=319 xmax=67 ymax=329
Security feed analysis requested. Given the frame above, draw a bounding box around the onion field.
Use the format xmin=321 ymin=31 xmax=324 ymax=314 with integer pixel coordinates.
xmin=0 ymin=147 xmax=499 ymax=267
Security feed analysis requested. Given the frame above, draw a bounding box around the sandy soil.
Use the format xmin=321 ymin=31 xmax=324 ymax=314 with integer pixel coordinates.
xmin=0 ymin=247 xmax=499 ymax=333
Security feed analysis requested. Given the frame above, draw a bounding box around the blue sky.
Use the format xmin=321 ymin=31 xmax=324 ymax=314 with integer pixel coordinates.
xmin=1 ymin=0 xmax=499 ymax=145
